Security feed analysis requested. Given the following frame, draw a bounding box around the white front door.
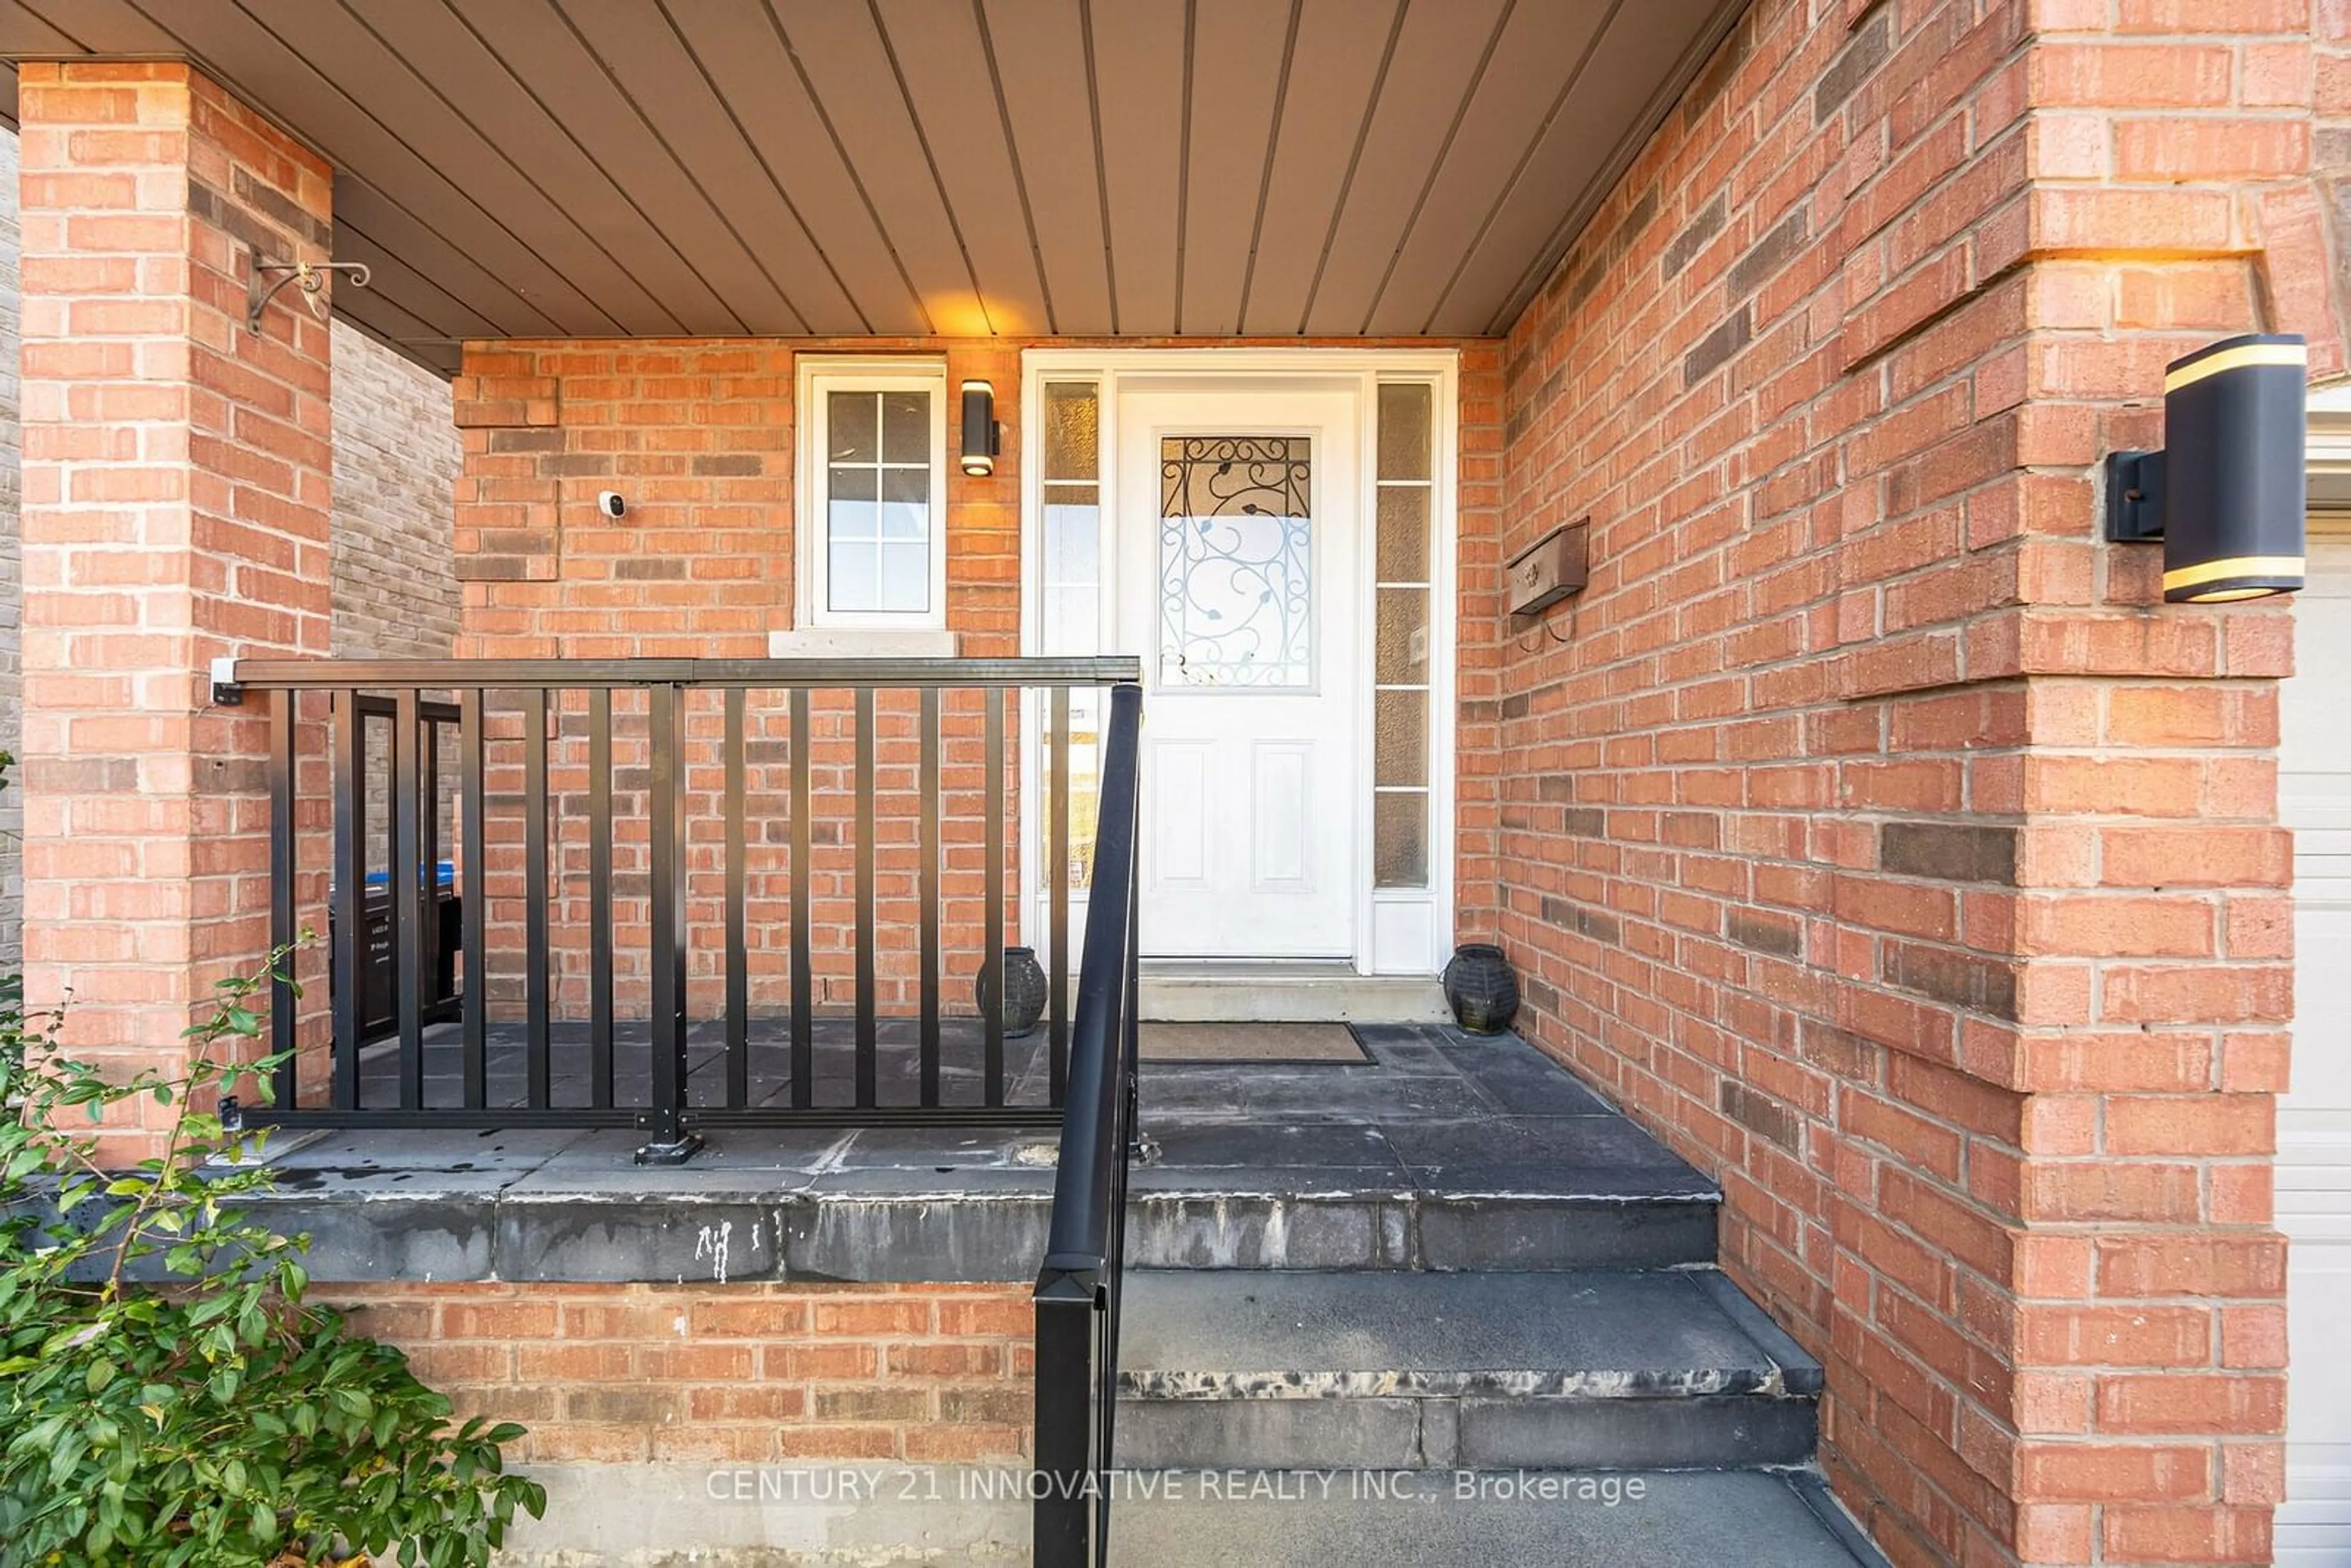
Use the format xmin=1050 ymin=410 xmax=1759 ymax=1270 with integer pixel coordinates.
xmin=2281 ymin=527 xmax=2351 ymax=1564
xmin=1115 ymin=386 xmax=1361 ymax=959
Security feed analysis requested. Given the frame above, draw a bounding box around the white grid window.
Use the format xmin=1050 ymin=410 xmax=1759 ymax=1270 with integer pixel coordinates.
xmin=800 ymin=361 xmax=948 ymax=627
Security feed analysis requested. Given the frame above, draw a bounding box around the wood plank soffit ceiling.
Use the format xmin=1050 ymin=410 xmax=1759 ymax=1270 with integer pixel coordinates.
xmin=0 ymin=0 xmax=1747 ymax=375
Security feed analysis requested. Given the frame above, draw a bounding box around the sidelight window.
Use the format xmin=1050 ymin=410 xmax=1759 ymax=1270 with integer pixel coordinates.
xmin=1373 ymin=381 xmax=1434 ymax=889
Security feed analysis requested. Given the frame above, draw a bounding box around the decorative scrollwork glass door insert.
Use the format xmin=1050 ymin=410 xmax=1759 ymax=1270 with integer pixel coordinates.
xmin=1157 ymin=435 xmax=1313 ymax=688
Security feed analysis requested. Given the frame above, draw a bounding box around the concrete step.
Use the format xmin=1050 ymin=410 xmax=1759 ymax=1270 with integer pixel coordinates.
xmin=1138 ymin=961 xmax=1451 ymax=1024
xmin=1123 ymin=1183 xmax=1719 ymax=1272
xmin=1106 ymin=1468 xmax=1888 ymax=1568
xmin=1125 ymin=1052 xmax=1723 ymax=1270
xmin=1114 ymin=1269 xmax=1820 ymax=1471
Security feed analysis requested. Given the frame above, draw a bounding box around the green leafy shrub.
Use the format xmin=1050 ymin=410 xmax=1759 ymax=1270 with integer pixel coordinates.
xmin=0 ymin=956 xmax=546 ymax=1567
xmin=0 ymin=751 xmax=17 ymax=1086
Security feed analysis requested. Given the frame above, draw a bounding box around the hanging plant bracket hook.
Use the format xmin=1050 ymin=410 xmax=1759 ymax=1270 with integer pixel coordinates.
xmin=246 ymin=257 xmax=372 ymax=332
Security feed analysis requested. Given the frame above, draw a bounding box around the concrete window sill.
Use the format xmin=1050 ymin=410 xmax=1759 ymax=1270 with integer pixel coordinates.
xmin=767 ymin=627 xmax=959 ymax=659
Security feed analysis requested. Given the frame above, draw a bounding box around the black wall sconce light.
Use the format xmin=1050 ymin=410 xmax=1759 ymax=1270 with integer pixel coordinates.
xmin=2105 ymin=332 xmax=2307 ymax=603
xmin=959 ymin=380 xmax=1002 ymax=477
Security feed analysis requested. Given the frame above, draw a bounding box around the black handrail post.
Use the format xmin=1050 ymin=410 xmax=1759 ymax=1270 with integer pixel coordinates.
xmin=1033 ymin=679 xmax=1144 ymax=1568
xmin=638 ymin=681 xmax=702 ymax=1165
xmin=1033 ymin=1266 xmax=1098 ymax=1564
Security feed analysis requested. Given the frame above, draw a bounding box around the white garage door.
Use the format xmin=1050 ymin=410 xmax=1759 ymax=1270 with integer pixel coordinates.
xmin=2282 ymin=527 xmax=2351 ymax=1564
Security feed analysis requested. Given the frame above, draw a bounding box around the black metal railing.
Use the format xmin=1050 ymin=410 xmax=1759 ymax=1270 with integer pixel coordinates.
xmin=218 ymin=656 xmax=1141 ymax=1160
xmin=346 ymin=695 xmax=462 ymax=1041
xmin=1032 ymin=680 xmax=1142 ymax=1568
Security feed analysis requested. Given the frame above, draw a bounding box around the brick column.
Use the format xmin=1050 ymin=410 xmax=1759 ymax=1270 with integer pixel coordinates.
xmin=1491 ymin=1 xmax=2328 ymax=1564
xmin=17 ymin=62 xmax=332 ymax=1157
xmin=1966 ymin=12 xmax=2317 ymax=1563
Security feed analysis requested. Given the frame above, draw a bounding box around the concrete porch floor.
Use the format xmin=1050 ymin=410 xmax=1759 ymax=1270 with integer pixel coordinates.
xmin=247 ymin=1023 xmax=1722 ymax=1285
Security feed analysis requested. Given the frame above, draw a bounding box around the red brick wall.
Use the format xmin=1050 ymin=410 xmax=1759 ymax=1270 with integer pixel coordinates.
xmin=329 ymin=1281 xmax=1033 ymax=1466
xmin=16 ymin=62 xmax=334 ymax=1155
xmin=1492 ymin=3 xmax=2322 ymax=1564
xmin=2252 ymin=0 xmax=2351 ymax=373
xmin=453 ymin=341 xmax=1007 ymax=1020
xmin=450 ymin=339 xmax=1502 ymax=1018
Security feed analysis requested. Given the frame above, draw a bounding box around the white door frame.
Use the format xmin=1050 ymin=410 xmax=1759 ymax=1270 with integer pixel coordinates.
xmin=2280 ymin=388 xmax=2351 ymax=1562
xmin=1017 ymin=347 xmax=1461 ymax=978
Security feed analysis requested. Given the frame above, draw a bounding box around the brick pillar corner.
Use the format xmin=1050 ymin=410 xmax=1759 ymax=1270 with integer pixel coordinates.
xmin=18 ymin=61 xmax=332 ymax=1158
xmin=1491 ymin=4 xmax=2314 ymax=1564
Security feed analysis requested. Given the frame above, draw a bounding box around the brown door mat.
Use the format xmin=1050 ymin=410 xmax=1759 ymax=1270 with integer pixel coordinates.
xmin=1136 ymin=1022 xmax=1370 ymax=1064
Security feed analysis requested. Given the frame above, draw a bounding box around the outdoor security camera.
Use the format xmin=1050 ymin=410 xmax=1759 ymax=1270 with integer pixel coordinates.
xmin=596 ymin=490 xmax=626 ymax=520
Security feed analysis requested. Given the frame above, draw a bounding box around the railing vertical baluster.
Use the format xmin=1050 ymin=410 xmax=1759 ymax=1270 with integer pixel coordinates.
xmin=331 ymin=688 xmax=362 ymax=1111
xmin=1125 ymin=811 xmax=1142 ymax=1139
xmin=1049 ymin=686 xmax=1071 ymax=1105
xmin=459 ymin=689 xmax=486 ymax=1109
xmin=523 ymin=690 xmax=550 ymax=1108
xmin=588 ymin=688 xmax=613 ymax=1109
xmin=642 ymin=683 xmax=696 ymax=1161
xmin=1123 ymin=697 xmax=1145 ymax=1158
xmin=853 ymin=686 xmax=877 ymax=1109
xmin=918 ymin=688 xmax=941 ymax=1106
xmin=1103 ymin=738 xmax=1145 ymax=1555
xmin=421 ymin=713 xmax=444 ymax=1032
xmin=392 ymin=688 xmax=426 ymax=1109
xmin=268 ymin=688 xmax=298 ymax=1109
xmin=984 ymin=688 xmax=1007 ymax=1106
xmin=789 ymin=686 xmax=813 ymax=1108
xmin=724 ymin=687 xmax=748 ymax=1109
xmin=1108 ymin=806 xmax=1142 ymax=1494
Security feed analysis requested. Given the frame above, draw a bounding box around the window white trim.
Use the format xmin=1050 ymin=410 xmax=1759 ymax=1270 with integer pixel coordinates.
xmin=795 ymin=355 xmax=950 ymax=629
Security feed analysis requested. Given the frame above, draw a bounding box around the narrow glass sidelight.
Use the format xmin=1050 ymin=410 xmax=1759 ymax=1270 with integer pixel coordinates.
xmin=1374 ymin=381 xmax=1434 ymax=888
xmin=1041 ymin=383 xmax=1103 ymax=661
xmin=1157 ymin=435 xmax=1314 ymax=688
xmin=1041 ymin=382 xmax=1104 ymax=887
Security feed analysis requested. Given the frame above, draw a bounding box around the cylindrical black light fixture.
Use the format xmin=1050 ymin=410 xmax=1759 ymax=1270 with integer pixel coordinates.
xmin=2105 ymin=332 xmax=2307 ymax=604
xmin=959 ymin=380 xmax=1000 ymax=476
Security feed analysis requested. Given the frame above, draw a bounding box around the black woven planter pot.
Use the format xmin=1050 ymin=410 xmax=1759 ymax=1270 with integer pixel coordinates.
xmin=975 ymin=945 xmax=1050 ymax=1038
xmin=1441 ymin=943 xmax=1520 ymax=1035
